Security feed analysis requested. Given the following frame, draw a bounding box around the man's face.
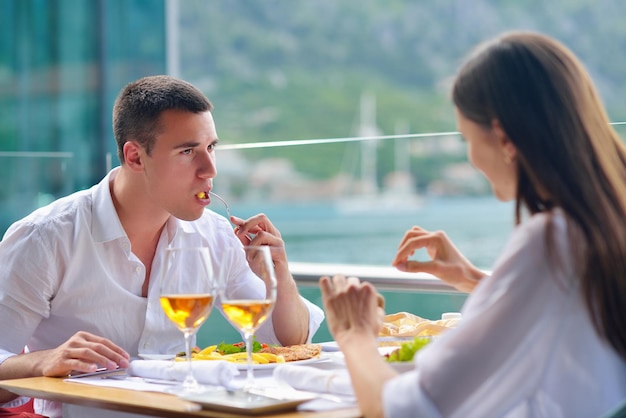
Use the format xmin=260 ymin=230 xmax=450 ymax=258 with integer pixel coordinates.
xmin=140 ymin=109 xmax=218 ymax=221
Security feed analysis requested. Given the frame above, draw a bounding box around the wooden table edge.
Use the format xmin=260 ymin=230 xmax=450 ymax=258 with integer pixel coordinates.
xmin=0 ymin=376 xmax=361 ymax=418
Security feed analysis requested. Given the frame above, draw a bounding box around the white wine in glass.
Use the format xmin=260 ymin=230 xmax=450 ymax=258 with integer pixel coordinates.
xmin=159 ymin=247 xmax=215 ymax=394
xmin=220 ymin=245 xmax=277 ymax=390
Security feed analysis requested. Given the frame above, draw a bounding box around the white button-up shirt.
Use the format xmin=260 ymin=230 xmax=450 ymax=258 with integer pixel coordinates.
xmin=383 ymin=210 xmax=626 ymax=418
xmin=0 ymin=168 xmax=324 ymax=418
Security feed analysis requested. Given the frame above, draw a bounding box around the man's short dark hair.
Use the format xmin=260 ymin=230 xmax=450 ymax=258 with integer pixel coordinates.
xmin=112 ymin=75 xmax=213 ymax=163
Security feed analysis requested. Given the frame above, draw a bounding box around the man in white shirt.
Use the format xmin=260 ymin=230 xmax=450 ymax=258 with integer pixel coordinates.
xmin=0 ymin=75 xmax=324 ymax=417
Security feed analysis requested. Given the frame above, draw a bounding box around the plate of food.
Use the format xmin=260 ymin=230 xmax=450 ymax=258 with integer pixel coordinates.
xmin=183 ymin=341 xmax=324 ymax=370
xmin=235 ymin=355 xmax=323 ymax=370
xmin=383 ymin=335 xmax=431 ymax=373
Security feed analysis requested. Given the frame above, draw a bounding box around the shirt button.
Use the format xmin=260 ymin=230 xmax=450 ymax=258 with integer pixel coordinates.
xmin=135 ymin=266 xmax=141 ymax=273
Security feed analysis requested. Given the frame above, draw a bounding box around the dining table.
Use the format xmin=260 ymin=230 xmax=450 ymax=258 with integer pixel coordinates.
xmin=0 ymin=351 xmax=363 ymax=418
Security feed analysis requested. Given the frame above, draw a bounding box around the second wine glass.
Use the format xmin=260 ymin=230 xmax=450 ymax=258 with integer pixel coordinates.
xmin=219 ymin=245 xmax=277 ymax=390
xmin=159 ymin=246 xmax=216 ymax=394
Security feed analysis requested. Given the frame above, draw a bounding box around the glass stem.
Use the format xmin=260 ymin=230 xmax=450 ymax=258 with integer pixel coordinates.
xmin=244 ymin=332 xmax=254 ymax=389
xmin=183 ymin=330 xmax=197 ymax=389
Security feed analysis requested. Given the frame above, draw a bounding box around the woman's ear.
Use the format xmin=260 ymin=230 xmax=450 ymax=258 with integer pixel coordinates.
xmin=492 ymin=119 xmax=517 ymax=164
xmin=123 ymin=141 xmax=144 ymax=172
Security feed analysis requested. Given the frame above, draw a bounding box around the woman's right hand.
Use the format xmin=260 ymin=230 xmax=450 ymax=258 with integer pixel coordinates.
xmin=391 ymin=226 xmax=486 ymax=292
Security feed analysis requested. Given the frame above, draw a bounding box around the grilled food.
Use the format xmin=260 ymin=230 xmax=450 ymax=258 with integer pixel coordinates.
xmin=259 ymin=343 xmax=322 ymax=362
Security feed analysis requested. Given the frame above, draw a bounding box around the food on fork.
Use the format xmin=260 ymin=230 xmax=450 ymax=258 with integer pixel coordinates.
xmin=196 ymin=191 xmax=208 ymax=199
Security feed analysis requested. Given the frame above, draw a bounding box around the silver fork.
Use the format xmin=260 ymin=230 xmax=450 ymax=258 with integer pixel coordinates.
xmin=209 ymin=191 xmax=253 ymax=239
xmin=209 ymin=191 xmax=235 ymax=221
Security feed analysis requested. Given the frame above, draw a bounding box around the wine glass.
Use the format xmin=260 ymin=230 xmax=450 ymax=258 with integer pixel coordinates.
xmin=159 ymin=247 xmax=216 ymax=394
xmin=219 ymin=245 xmax=277 ymax=390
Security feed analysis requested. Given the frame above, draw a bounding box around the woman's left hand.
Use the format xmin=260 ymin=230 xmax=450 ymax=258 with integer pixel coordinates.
xmin=319 ymin=275 xmax=385 ymax=344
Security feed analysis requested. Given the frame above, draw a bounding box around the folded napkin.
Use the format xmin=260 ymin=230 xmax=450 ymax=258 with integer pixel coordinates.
xmin=273 ymin=364 xmax=354 ymax=397
xmin=128 ymin=360 xmax=239 ymax=387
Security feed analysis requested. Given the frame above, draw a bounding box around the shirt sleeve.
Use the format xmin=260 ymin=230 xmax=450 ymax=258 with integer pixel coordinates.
xmin=383 ymin=369 xmax=443 ymax=418
xmin=0 ymin=221 xmax=58 ymax=355
xmin=383 ymin=212 xmax=576 ymax=418
xmin=0 ymin=396 xmax=30 ymax=409
xmin=0 ymin=352 xmax=29 ymax=408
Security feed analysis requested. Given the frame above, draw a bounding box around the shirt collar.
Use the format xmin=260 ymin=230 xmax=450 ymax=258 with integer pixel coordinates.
xmin=165 ymin=215 xmax=202 ymax=247
xmin=91 ymin=167 xmax=127 ymax=243
xmin=90 ymin=167 xmax=201 ymax=245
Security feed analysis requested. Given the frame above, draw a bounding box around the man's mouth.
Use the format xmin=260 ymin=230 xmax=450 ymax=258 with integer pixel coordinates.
xmin=196 ymin=191 xmax=209 ymax=199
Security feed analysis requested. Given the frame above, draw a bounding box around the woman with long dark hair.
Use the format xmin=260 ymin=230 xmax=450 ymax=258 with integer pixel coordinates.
xmin=320 ymin=32 xmax=626 ymax=417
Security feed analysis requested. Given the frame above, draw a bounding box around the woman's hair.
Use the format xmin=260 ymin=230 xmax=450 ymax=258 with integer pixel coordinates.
xmin=452 ymin=32 xmax=626 ymax=359
xmin=112 ymin=75 xmax=213 ymax=163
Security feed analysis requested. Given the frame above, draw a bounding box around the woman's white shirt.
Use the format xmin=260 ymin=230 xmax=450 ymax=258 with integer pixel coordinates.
xmin=383 ymin=210 xmax=626 ymax=418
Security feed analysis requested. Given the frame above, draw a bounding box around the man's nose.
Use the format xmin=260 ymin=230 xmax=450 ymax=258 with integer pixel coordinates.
xmin=198 ymin=151 xmax=217 ymax=178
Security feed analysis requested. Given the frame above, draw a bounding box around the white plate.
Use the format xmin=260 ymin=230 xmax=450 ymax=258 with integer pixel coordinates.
xmin=180 ymin=389 xmax=315 ymax=414
xmin=327 ymin=347 xmax=396 ymax=361
xmin=317 ymin=349 xmax=414 ymax=373
xmin=388 ymin=361 xmax=416 ymax=373
xmin=138 ymin=354 xmax=176 ymax=361
xmin=319 ymin=341 xmax=341 ymax=352
xmin=234 ymin=356 xmax=324 ymax=370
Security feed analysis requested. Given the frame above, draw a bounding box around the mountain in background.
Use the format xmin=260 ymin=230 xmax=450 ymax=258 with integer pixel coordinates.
xmin=177 ymin=0 xmax=626 ymax=189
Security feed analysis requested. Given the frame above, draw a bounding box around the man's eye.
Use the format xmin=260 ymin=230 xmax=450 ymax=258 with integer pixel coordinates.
xmin=207 ymin=143 xmax=216 ymax=151
xmin=182 ymin=149 xmax=193 ymax=155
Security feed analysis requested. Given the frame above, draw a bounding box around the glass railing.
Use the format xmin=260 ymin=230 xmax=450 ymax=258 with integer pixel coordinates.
xmin=3 ymin=122 xmax=626 ymax=344
xmin=0 ymin=151 xmax=75 ymax=235
xmin=198 ymin=121 xmax=626 ymax=344
xmin=210 ymin=130 xmax=514 ymax=271
xmin=201 ymin=129 xmax=491 ymax=344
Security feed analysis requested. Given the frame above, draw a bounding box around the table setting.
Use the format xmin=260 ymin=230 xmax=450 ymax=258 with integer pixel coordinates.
xmin=60 ymin=235 xmax=458 ymax=415
xmin=63 ymin=244 xmax=358 ymax=414
xmin=64 ymin=353 xmax=358 ymax=413
xmin=1 ymin=309 xmax=460 ymax=417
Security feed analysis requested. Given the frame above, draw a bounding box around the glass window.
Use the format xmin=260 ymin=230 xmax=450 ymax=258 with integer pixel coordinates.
xmin=0 ymin=0 xmax=166 ymax=233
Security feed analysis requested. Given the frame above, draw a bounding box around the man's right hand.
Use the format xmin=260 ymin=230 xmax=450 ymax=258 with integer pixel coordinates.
xmin=0 ymin=331 xmax=130 ymax=403
xmin=38 ymin=331 xmax=130 ymax=377
xmin=3 ymin=331 xmax=129 ymax=379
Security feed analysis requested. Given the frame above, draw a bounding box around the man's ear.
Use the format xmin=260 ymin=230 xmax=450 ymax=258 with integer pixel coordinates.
xmin=123 ymin=141 xmax=144 ymax=172
xmin=492 ymin=119 xmax=517 ymax=162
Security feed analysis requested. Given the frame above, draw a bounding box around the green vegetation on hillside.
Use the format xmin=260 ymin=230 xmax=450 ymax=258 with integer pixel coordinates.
xmin=178 ymin=0 xmax=626 ymax=184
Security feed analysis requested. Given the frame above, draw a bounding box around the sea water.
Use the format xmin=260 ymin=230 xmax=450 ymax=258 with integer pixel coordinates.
xmin=214 ymin=195 xmax=515 ymax=270
xmin=201 ymin=195 xmax=516 ymax=345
